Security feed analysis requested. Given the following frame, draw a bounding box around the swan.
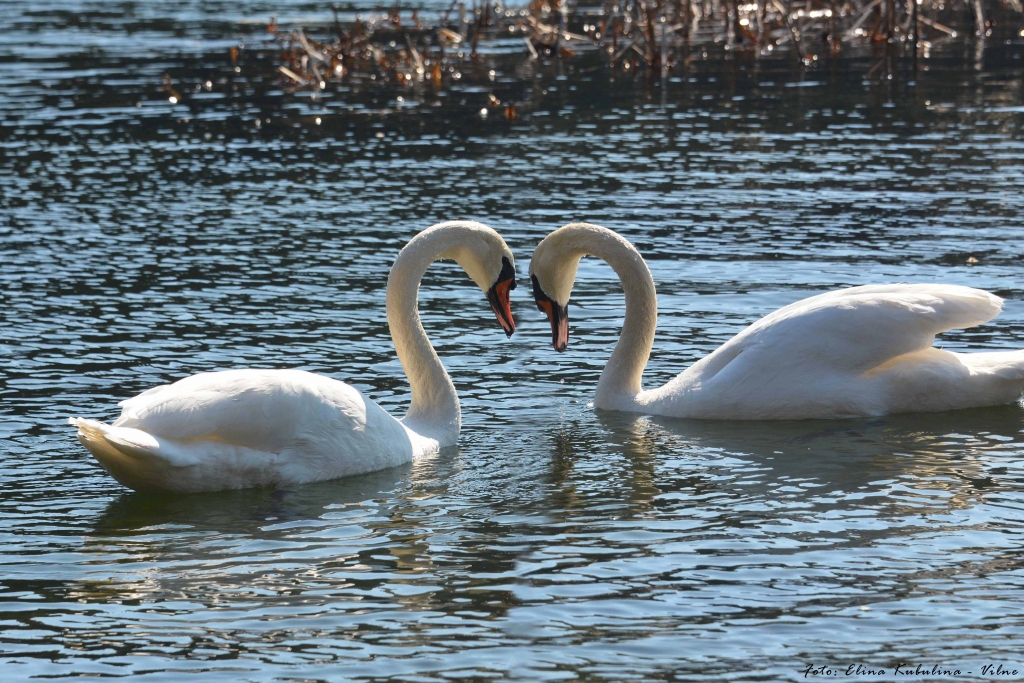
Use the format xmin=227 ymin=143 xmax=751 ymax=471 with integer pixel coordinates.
xmin=529 ymin=222 xmax=1024 ymax=420
xmin=69 ymin=221 xmax=518 ymax=492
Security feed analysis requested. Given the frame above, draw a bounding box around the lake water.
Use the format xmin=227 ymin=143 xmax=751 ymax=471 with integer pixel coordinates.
xmin=4 ymin=1 xmax=1024 ymax=681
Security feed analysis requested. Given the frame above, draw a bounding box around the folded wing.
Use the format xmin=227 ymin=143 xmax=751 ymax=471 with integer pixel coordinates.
xmin=696 ymin=284 xmax=1003 ymax=381
xmin=112 ymin=369 xmax=370 ymax=451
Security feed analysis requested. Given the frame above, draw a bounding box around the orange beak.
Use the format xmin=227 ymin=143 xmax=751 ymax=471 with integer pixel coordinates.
xmin=487 ymin=276 xmax=516 ymax=338
xmin=532 ymin=275 xmax=569 ymax=352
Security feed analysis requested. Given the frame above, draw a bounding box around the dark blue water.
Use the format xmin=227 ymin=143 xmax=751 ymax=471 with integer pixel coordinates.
xmin=4 ymin=1 xmax=1024 ymax=680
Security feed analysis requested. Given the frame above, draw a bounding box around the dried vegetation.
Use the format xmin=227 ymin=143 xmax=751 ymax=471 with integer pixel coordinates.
xmin=268 ymin=0 xmax=1023 ymax=89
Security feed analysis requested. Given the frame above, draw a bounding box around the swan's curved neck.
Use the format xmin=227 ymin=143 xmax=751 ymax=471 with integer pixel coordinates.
xmin=559 ymin=227 xmax=658 ymax=408
xmin=386 ymin=228 xmax=467 ymax=445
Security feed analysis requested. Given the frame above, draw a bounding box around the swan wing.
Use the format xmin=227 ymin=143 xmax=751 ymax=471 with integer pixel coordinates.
xmin=693 ymin=284 xmax=1002 ymax=381
xmin=112 ymin=369 xmax=374 ymax=451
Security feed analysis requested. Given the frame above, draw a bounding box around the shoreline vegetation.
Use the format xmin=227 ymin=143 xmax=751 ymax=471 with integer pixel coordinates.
xmin=268 ymin=0 xmax=1024 ymax=88
xmin=157 ymin=1 xmax=1024 ymax=125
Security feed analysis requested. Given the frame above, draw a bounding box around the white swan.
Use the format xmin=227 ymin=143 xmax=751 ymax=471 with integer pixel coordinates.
xmin=529 ymin=222 xmax=1024 ymax=420
xmin=69 ymin=221 xmax=518 ymax=492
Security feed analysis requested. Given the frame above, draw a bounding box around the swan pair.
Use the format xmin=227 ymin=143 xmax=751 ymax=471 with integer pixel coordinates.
xmin=71 ymin=221 xmax=1024 ymax=493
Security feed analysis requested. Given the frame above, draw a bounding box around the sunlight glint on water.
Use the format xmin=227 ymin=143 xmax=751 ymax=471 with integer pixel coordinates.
xmin=2 ymin=1 xmax=1024 ymax=680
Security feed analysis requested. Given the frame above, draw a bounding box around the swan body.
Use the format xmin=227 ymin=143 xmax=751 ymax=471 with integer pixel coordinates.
xmin=70 ymin=370 xmax=426 ymax=492
xmin=70 ymin=221 xmax=517 ymax=492
xmin=530 ymin=223 xmax=1024 ymax=420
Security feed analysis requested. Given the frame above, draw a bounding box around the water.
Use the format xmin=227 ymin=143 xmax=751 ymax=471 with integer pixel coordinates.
xmin=4 ymin=1 xmax=1024 ymax=680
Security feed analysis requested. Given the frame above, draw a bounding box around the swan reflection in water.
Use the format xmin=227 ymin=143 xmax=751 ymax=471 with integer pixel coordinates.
xmin=79 ymin=446 xmax=519 ymax=620
xmin=529 ymin=406 xmax=1024 ymax=629
xmin=87 ymin=404 xmax=1024 ymax=550
xmin=541 ymin=405 xmax=1024 ymax=523
xmin=91 ymin=462 xmax=416 ymax=536
xmin=62 ymin=406 xmax=1024 ymax=661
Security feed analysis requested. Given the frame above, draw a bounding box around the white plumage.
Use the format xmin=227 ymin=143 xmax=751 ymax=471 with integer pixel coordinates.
xmin=530 ymin=223 xmax=1024 ymax=420
xmin=70 ymin=221 xmax=517 ymax=492
xmin=70 ymin=370 xmax=421 ymax=491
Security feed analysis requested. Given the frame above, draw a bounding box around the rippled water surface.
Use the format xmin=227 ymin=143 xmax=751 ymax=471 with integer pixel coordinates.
xmin=4 ymin=1 xmax=1024 ymax=680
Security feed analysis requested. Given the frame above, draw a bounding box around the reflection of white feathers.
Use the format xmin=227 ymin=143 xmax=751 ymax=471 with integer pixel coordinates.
xmin=531 ymin=223 xmax=1024 ymax=420
xmin=69 ymin=221 xmax=516 ymax=492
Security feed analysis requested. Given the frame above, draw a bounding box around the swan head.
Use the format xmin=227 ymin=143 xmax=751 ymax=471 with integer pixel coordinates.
xmin=432 ymin=221 xmax=518 ymax=338
xmin=529 ymin=226 xmax=586 ymax=352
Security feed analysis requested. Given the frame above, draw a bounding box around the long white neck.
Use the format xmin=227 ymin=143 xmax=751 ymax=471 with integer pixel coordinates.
xmin=385 ymin=226 xmax=470 ymax=446
xmin=548 ymin=226 xmax=658 ymax=409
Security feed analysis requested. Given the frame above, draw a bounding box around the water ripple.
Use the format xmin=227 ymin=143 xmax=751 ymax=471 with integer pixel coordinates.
xmin=4 ymin=1 xmax=1024 ymax=680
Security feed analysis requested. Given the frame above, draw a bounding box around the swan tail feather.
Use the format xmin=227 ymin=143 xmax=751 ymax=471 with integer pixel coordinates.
xmin=69 ymin=416 xmax=200 ymax=485
xmin=69 ymin=417 xmax=287 ymax=492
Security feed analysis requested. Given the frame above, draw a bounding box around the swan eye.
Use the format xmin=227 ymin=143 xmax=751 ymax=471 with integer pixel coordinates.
xmin=531 ymin=274 xmax=551 ymax=312
xmin=496 ymin=256 xmax=516 ymax=288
